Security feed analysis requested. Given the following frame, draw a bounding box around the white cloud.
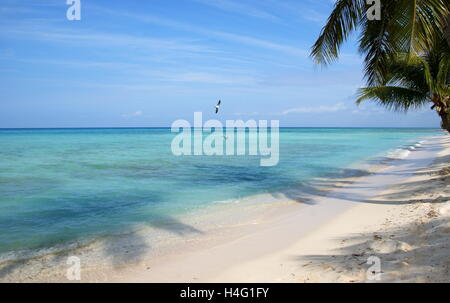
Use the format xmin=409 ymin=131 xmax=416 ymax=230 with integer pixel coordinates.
xmin=1 ymin=27 xmax=219 ymax=54
xmin=263 ymin=0 xmax=329 ymax=24
xmin=166 ymin=72 xmax=255 ymax=85
xmin=193 ymin=0 xmax=280 ymax=22
xmin=233 ymin=112 xmax=260 ymax=116
xmin=122 ymin=110 xmax=145 ymax=118
xmin=281 ymin=103 xmax=347 ymax=115
xmin=231 ymin=103 xmax=348 ymax=117
xmin=93 ymin=8 xmax=307 ymax=57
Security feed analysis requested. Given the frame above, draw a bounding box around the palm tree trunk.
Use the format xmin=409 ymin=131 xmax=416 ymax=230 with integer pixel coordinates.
xmin=438 ymin=108 xmax=450 ymax=133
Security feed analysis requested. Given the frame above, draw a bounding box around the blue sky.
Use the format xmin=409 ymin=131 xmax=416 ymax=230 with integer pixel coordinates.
xmin=0 ymin=0 xmax=440 ymax=128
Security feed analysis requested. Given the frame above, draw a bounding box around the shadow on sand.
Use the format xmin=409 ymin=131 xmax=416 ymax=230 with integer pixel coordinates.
xmin=101 ymin=214 xmax=204 ymax=268
xmin=0 ymin=213 xmax=204 ymax=279
xmin=292 ymin=216 xmax=449 ymax=282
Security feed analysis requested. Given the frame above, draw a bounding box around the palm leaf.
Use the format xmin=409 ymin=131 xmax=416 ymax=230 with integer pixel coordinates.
xmin=387 ymin=54 xmax=431 ymax=92
xmin=395 ymin=0 xmax=448 ymax=54
xmin=310 ymin=0 xmax=365 ymax=65
xmin=311 ymin=0 xmax=448 ymax=87
xmin=358 ymin=1 xmax=400 ymax=85
xmin=357 ymin=86 xmax=428 ymax=112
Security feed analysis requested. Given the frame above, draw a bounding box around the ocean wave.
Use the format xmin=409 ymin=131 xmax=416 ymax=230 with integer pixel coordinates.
xmin=386 ymin=148 xmax=411 ymax=159
xmin=384 ymin=139 xmax=430 ymax=160
xmin=212 ymin=198 xmax=242 ymax=205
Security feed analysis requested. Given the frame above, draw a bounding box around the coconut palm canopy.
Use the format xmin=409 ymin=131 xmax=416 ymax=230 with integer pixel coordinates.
xmin=357 ymin=35 xmax=449 ymax=129
xmin=311 ymin=0 xmax=449 ymax=131
xmin=311 ymin=0 xmax=448 ymax=84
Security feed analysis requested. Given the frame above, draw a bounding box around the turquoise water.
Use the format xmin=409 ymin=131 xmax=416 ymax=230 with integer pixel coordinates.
xmin=0 ymin=128 xmax=442 ymax=256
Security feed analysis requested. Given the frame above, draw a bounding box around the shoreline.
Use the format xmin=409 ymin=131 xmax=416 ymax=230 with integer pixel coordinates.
xmin=110 ymin=135 xmax=448 ymax=283
xmin=101 ymin=134 xmax=450 ymax=283
xmin=1 ymin=134 xmax=448 ymax=282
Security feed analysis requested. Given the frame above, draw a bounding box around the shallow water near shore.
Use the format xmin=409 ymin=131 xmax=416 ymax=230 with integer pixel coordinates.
xmin=0 ymin=128 xmax=443 ymax=263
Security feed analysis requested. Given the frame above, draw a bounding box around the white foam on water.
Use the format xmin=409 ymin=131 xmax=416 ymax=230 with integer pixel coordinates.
xmin=385 ymin=138 xmax=433 ymax=159
xmin=387 ymin=148 xmax=411 ymax=159
xmin=212 ymin=198 xmax=241 ymax=205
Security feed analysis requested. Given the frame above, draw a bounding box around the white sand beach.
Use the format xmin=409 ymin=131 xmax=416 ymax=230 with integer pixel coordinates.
xmin=1 ymin=135 xmax=449 ymax=283
xmin=105 ymin=134 xmax=450 ymax=283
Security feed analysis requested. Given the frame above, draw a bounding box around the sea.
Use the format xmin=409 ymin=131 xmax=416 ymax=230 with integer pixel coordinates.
xmin=0 ymin=127 xmax=443 ymax=260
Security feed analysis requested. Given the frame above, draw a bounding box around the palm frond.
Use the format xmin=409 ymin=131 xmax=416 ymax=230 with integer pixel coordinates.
xmin=436 ymin=54 xmax=450 ymax=97
xmin=310 ymin=0 xmax=365 ymax=65
xmin=385 ymin=54 xmax=430 ymax=92
xmin=358 ymin=1 xmax=400 ymax=85
xmin=359 ymin=0 xmax=447 ymax=86
xmin=421 ymin=33 xmax=450 ymax=96
xmin=311 ymin=0 xmax=448 ymax=87
xmin=395 ymin=0 xmax=448 ymax=54
xmin=357 ymin=86 xmax=429 ymax=112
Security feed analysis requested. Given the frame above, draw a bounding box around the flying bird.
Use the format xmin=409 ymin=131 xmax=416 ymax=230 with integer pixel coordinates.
xmin=215 ymin=100 xmax=221 ymax=114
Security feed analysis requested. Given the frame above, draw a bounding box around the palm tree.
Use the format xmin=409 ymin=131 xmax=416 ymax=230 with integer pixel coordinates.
xmin=311 ymin=0 xmax=448 ymax=85
xmin=357 ymin=35 xmax=450 ymax=131
xmin=311 ymin=0 xmax=449 ymax=131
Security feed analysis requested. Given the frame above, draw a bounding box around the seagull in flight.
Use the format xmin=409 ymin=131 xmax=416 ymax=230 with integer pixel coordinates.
xmin=215 ymin=100 xmax=221 ymax=114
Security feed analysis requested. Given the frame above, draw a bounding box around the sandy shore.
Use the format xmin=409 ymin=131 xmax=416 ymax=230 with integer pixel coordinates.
xmin=93 ymin=134 xmax=450 ymax=283
xmin=1 ymin=134 xmax=449 ymax=283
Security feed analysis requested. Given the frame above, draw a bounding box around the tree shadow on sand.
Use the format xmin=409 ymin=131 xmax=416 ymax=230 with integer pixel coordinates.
xmin=292 ymin=216 xmax=450 ymax=282
xmin=269 ymin=155 xmax=450 ymax=207
xmin=269 ymin=168 xmax=373 ymax=205
xmin=101 ymin=214 xmax=204 ymax=268
xmin=290 ymin=154 xmax=450 ymax=282
xmin=0 ymin=213 xmax=204 ymax=279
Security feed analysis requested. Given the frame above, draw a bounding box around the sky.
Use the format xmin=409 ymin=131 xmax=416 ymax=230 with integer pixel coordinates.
xmin=0 ymin=0 xmax=440 ymax=128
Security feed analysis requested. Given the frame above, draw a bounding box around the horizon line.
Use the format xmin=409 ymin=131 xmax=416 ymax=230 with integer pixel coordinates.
xmin=0 ymin=126 xmax=441 ymax=130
